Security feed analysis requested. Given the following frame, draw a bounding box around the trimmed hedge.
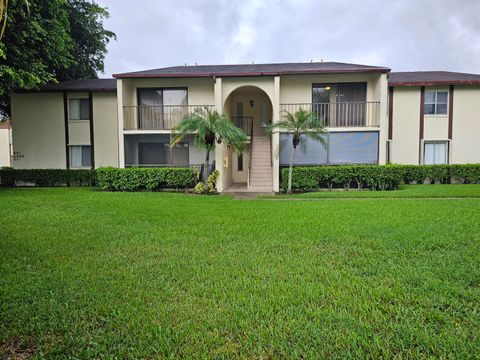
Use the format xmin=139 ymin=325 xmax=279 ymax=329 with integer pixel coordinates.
xmin=281 ymin=164 xmax=480 ymax=192
xmin=0 ymin=168 xmax=95 ymax=187
xmin=96 ymin=167 xmax=198 ymax=191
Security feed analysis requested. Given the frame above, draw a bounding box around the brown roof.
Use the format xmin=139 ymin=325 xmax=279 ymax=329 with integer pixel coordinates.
xmin=389 ymin=71 xmax=480 ymax=86
xmin=114 ymin=61 xmax=391 ymax=78
xmin=15 ymin=79 xmax=116 ymax=93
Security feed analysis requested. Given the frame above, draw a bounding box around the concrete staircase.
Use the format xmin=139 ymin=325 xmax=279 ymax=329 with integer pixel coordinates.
xmin=248 ymin=135 xmax=273 ymax=192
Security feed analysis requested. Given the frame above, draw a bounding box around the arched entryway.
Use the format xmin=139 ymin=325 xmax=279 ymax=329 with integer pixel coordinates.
xmin=222 ymin=86 xmax=274 ymax=192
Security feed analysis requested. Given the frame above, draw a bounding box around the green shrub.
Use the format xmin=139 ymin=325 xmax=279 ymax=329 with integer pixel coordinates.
xmin=280 ymin=164 xmax=480 ymax=192
xmin=450 ymin=164 xmax=480 ymax=184
xmin=207 ymin=170 xmax=220 ymax=194
xmin=194 ymin=182 xmax=205 ymax=194
xmin=0 ymin=169 xmax=95 ymax=187
xmin=96 ymin=167 xmax=198 ymax=191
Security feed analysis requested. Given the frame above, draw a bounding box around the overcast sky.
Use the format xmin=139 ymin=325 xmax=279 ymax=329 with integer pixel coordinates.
xmin=97 ymin=0 xmax=480 ymax=77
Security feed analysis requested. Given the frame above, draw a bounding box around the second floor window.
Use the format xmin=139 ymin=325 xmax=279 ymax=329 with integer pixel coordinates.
xmin=69 ymin=99 xmax=89 ymax=120
xmin=137 ymin=88 xmax=187 ymax=130
xmin=312 ymin=82 xmax=367 ymax=126
xmin=424 ymin=90 xmax=448 ymax=115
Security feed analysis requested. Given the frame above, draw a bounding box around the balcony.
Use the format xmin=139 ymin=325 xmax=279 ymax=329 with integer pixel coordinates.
xmin=280 ymin=102 xmax=380 ymax=127
xmin=123 ymin=105 xmax=214 ymax=131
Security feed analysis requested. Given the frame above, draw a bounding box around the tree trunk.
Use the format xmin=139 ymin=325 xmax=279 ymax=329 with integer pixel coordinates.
xmin=204 ymin=149 xmax=210 ymax=193
xmin=287 ymin=145 xmax=297 ymax=194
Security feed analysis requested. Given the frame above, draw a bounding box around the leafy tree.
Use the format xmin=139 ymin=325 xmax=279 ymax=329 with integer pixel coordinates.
xmin=0 ymin=0 xmax=115 ymax=115
xmin=171 ymin=107 xmax=247 ymax=192
xmin=267 ymin=108 xmax=327 ymax=194
xmin=57 ymin=0 xmax=115 ymax=80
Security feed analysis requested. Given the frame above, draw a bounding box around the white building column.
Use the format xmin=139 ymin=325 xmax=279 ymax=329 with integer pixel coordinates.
xmin=272 ymin=76 xmax=281 ymax=192
xmin=116 ymin=79 xmax=125 ymax=168
xmin=213 ymin=77 xmax=225 ymax=192
xmin=377 ymin=73 xmax=388 ymax=165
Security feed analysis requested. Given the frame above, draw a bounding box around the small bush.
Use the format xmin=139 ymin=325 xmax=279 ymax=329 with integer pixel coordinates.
xmin=194 ymin=182 xmax=205 ymax=194
xmin=207 ymin=170 xmax=220 ymax=194
xmin=280 ymin=164 xmax=480 ymax=192
xmin=96 ymin=167 xmax=198 ymax=191
xmin=0 ymin=169 xmax=95 ymax=187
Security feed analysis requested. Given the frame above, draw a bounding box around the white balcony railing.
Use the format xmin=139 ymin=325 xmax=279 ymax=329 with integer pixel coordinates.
xmin=280 ymin=102 xmax=380 ymax=127
xmin=123 ymin=105 xmax=214 ymax=130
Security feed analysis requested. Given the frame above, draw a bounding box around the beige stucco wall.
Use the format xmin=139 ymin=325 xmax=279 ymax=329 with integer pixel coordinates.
xmin=391 ymin=85 xmax=480 ymax=165
xmin=68 ymin=121 xmax=90 ymax=145
xmin=11 ymin=93 xmax=66 ymax=168
xmin=0 ymin=128 xmax=12 ymax=167
xmin=11 ymin=91 xmax=118 ymax=169
xmin=451 ymin=86 xmax=480 ymax=164
xmin=93 ymin=92 xmax=119 ymax=167
xmin=390 ymin=87 xmax=421 ymax=164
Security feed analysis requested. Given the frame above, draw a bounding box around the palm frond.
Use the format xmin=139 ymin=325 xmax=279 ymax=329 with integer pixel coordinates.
xmin=171 ymin=107 xmax=248 ymax=153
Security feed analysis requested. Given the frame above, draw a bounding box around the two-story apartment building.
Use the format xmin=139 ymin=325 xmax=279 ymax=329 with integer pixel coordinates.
xmin=10 ymin=62 xmax=480 ymax=192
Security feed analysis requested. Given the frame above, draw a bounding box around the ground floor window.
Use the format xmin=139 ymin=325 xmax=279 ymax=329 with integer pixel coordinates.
xmin=69 ymin=145 xmax=91 ymax=168
xmin=279 ymin=131 xmax=379 ymax=166
xmin=138 ymin=142 xmax=189 ymax=166
xmin=424 ymin=141 xmax=448 ymax=165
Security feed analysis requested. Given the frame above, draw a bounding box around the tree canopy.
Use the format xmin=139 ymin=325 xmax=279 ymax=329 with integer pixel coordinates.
xmin=0 ymin=0 xmax=115 ymax=115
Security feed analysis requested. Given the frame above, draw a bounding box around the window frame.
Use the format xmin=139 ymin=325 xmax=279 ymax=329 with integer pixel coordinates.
xmin=69 ymin=98 xmax=90 ymax=121
xmin=136 ymin=87 xmax=188 ymax=107
xmin=424 ymin=90 xmax=448 ymax=116
xmin=423 ymin=140 xmax=449 ymax=165
xmin=137 ymin=141 xmax=189 ymax=167
xmin=69 ymin=145 xmax=92 ymax=168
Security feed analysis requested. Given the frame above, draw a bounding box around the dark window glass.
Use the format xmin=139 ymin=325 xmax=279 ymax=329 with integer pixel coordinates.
xmin=279 ymin=131 xmax=378 ymax=165
xmin=69 ymin=145 xmax=91 ymax=168
xmin=138 ymin=142 xmax=167 ymax=165
xmin=170 ymin=143 xmax=189 ymax=166
xmin=424 ymin=104 xmax=435 ymax=115
xmin=424 ymin=90 xmax=448 ymax=115
xmin=238 ymin=153 xmax=243 ymax=171
xmin=436 ymin=92 xmax=448 ymax=103
xmin=328 ymin=132 xmax=378 ymax=164
xmin=82 ymin=146 xmax=91 ymax=167
xmin=69 ymin=99 xmax=90 ymax=120
xmin=436 ymin=103 xmax=447 ymax=114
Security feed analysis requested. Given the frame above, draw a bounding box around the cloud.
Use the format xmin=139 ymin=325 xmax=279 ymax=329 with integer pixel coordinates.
xmin=98 ymin=0 xmax=480 ymax=76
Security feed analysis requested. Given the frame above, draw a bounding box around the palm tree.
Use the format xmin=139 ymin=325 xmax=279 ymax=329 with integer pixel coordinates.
xmin=171 ymin=107 xmax=247 ymax=192
xmin=267 ymin=108 xmax=327 ymax=194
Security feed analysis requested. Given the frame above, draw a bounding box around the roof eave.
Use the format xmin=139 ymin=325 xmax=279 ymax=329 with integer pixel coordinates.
xmin=14 ymin=88 xmax=117 ymax=94
xmin=114 ymin=68 xmax=390 ymax=79
xmin=389 ymin=80 xmax=480 ymax=87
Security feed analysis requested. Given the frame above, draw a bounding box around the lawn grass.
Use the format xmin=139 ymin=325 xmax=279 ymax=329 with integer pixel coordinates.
xmin=278 ymin=184 xmax=480 ymax=198
xmin=1 ymin=187 xmax=479 ymax=358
